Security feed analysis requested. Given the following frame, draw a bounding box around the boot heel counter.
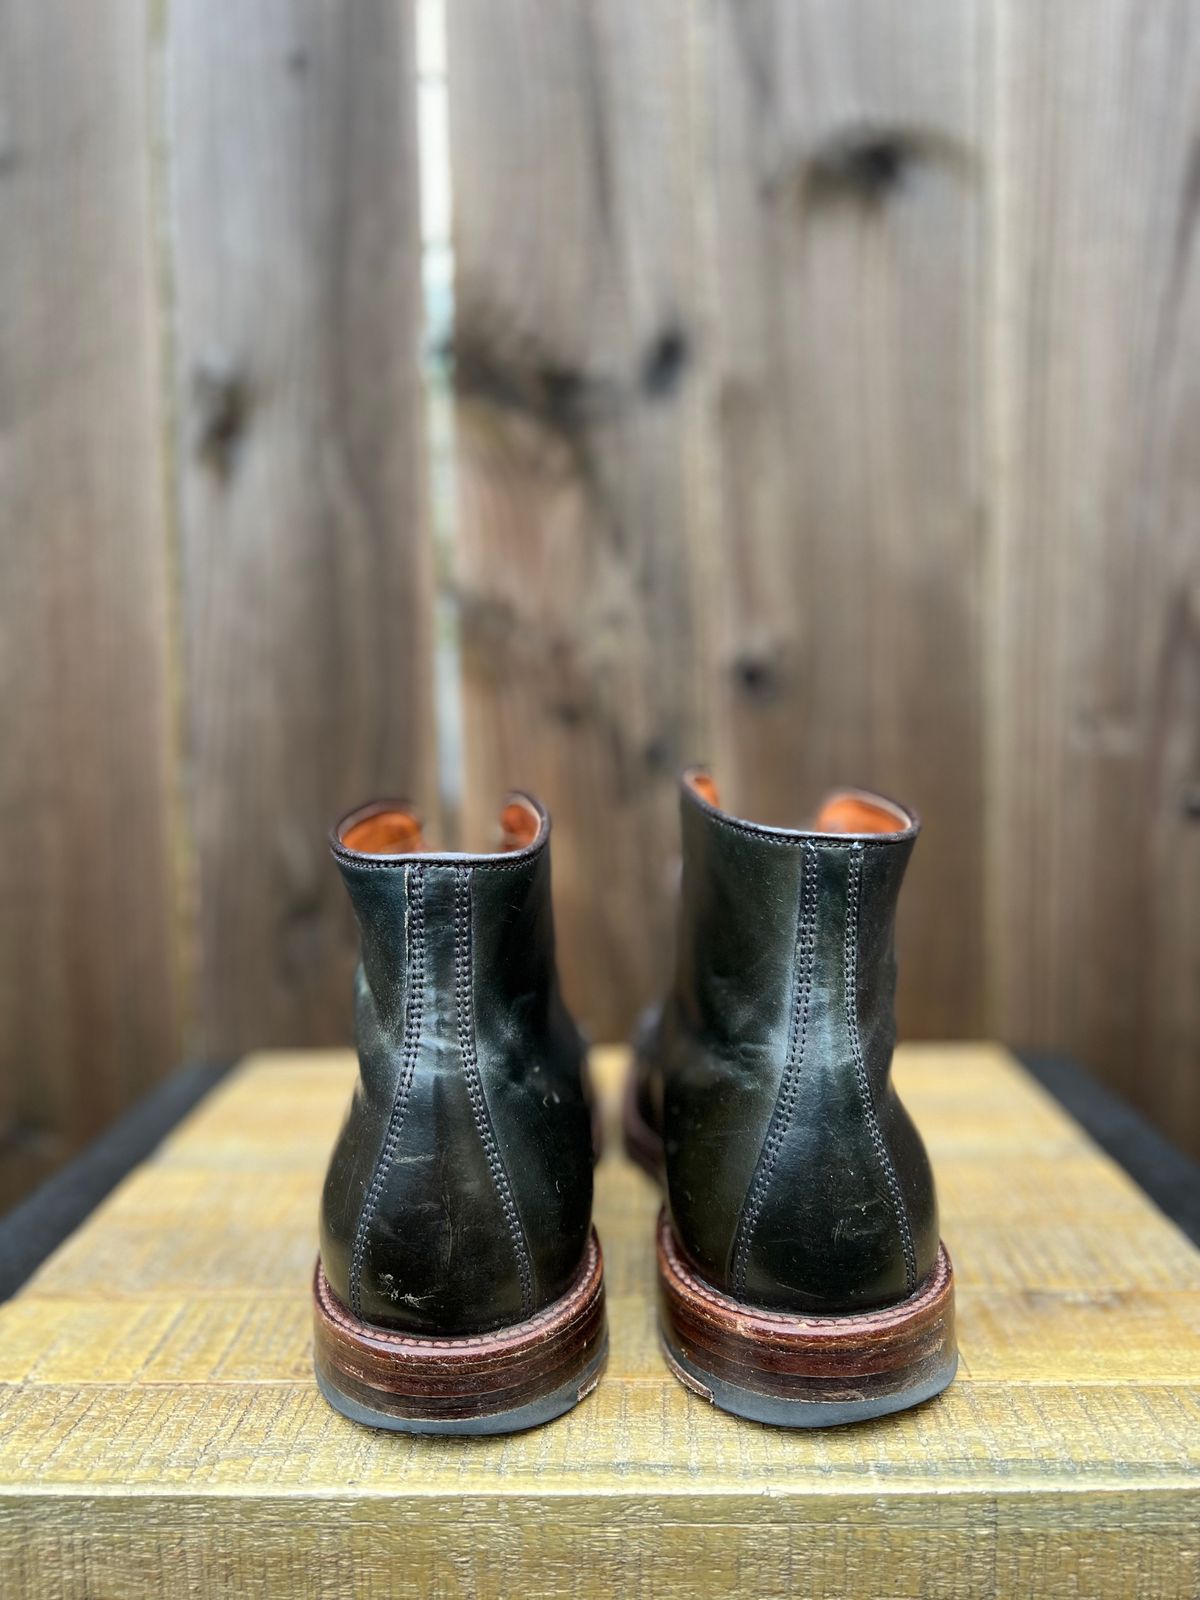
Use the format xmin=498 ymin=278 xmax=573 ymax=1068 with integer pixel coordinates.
xmin=349 ymin=1073 xmax=593 ymax=1335
xmin=733 ymin=1100 xmax=920 ymax=1312
xmin=343 ymin=1033 xmax=537 ymax=1333
xmin=338 ymin=862 xmax=591 ymax=1336
xmin=348 ymin=865 xmax=532 ymax=1335
xmin=732 ymin=842 xmax=927 ymax=1312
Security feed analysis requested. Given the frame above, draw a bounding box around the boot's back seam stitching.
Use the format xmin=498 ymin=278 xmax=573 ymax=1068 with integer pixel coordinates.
xmin=349 ymin=864 xmax=426 ymax=1321
xmin=845 ymin=846 xmax=917 ymax=1292
xmin=454 ymin=867 xmax=535 ymax=1319
xmin=729 ymin=842 xmax=818 ymax=1297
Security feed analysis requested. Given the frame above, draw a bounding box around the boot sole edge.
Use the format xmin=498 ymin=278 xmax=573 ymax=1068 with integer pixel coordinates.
xmin=314 ymin=1341 xmax=609 ymax=1435
xmin=312 ymin=1228 xmax=607 ymax=1435
xmin=657 ymin=1210 xmax=957 ymax=1427
xmin=659 ymin=1335 xmax=957 ymax=1426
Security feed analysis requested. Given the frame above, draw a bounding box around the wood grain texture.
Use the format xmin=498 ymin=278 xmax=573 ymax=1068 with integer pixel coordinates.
xmin=3 ymin=0 xmax=1200 ymax=1213
xmin=708 ymin=0 xmax=985 ymax=1040
xmin=0 ymin=1045 xmax=1197 ymax=1598
xmin=0 ymin=0 xmax=182 ymax=1209
xmin=165 ymin=0 xmax=434 ymax=1055
xmin=446 ymin=0 xmax=985 ymax=1044
xmin=446 ymin=0 xmax=712 ymax=1038
xmin=989 ymin=2 xmax=1200 ymax=1151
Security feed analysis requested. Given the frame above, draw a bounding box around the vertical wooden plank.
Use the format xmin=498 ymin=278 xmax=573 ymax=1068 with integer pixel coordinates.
xmin=990 ymin=2 xmax=1200 ymax=1151
xmin=708 ymin=0 xmax=985 ymax=1037
xmin=0 ymin=0 xmax=182 ymax=1206
xmin=167 ymin=0 xmax=433 ymax=1053
xmin=446 ymin=0 xmax=711 ymax=1037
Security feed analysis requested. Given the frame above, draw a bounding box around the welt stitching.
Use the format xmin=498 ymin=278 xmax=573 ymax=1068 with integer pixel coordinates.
xmin=349 ymin=864 xmax=426 ymax=1321
xmin=730 ymin=842 xmax=818 ymax=1296
xmin=454 ymin=867 xmax=534 ymax=1318
xmin=845 ymin=846 xmax=917 ymax=1292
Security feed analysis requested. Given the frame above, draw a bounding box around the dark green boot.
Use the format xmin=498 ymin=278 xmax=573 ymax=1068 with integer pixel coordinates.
xmin=626 ymin=770 xmax=956 ymax=1426
xmin=314 ymin=795 xmax=606 ymax=1434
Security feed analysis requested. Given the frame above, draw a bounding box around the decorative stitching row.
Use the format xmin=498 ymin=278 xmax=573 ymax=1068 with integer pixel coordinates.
xmin=730 ymin=842 xmax=818 ymax=1296
xmin=844 ymin=846 xmax=917 ymax=1292
xmin=454 ymin=867 xmax=535 ymax=1319
xmin=349 ymin=865 xmax=426 ymax=1320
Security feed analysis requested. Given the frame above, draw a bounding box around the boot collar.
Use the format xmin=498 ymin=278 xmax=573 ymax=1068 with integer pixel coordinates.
xmin=330 ymin=792 xmax=550 ymax=871
xmin=680 ymin=767 xmax=919 ymax=847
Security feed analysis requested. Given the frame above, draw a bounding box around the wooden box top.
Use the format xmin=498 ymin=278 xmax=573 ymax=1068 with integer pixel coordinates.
xmin=1 ymin=1044 xmax=1197 ymax=1597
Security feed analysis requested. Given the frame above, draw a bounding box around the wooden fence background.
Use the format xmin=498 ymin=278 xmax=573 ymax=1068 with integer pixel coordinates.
xmin=1 ymin=0 xmax=1198 ymax=1210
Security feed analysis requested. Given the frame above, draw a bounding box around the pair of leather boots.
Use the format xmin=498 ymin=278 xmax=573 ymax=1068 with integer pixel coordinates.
xmin=313 ymin=770 xmax=957 ymax=1434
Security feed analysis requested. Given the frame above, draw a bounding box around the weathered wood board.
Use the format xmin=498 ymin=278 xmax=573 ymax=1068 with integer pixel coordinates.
xmin=707 ymin=0 xmax=987 ymax=1040
xmin=988 ymin=0 xmax=1200 ymax=1143
xmin=0 ymin=0 xmax=182 ymax=1209
xmin=166 ymin=0 xmax=434 ymax=1056
xmin=5 ymin=0 xmax=1200 ymax=1221
xmin=0 ymin=1045 xmax=1196 ymax=1598
xmin=447 ymin=0 xmax=712 ymax=1039
xmin=446 ymin=0 xmax=988 ymax=1045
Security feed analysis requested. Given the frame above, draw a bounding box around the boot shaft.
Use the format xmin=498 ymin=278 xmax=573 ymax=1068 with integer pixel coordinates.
xmin=319 ymin=797 xmax=593 ymax=1336
xmin=660 ymin=772 xmax=939 ymax=1312
xmin=673 ymin=777 xmax=914 ymax=1065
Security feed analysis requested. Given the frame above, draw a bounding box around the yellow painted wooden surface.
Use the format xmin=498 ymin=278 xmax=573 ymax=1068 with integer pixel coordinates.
xmin=0 ymin=1045 xmax=1198 ymax=1598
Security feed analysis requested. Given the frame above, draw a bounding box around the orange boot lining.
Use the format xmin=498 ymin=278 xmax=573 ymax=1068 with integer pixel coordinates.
xmin=340 ymin=796 xmax=541 ymax=858
xmin=811 ymin=793 xmax=909 ymax=835
xmin=341 ymin=808 xmax=427 ymax=855
xmin=685 ymin=770 xmax=908 ymax=836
